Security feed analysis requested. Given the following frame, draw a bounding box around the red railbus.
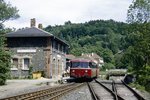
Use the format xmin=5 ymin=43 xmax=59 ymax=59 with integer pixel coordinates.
xmin=70 ymin=58 xmax=99 ymax=79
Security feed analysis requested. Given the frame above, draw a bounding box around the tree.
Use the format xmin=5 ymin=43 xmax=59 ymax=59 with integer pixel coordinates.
xmin=0 ymin=0 xmax=19 ymax=24
xmin=127 ymin=0 xmax=150 ymax=23
xmin=125 ymin=0 xmax=150 ymax=92
xmin=123 ymin=24 xmax=150 ymax=91
xmin=0 ymin=0 xmax=19 ymax=85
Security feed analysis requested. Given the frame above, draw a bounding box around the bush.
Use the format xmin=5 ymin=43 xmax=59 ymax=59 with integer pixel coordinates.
xmin=129 ymin=83 xmax=145 ymax=91
xmin=0 ymin=50 xmax=11 ymax=85
xmin=137 ymin=74 xmax=150 ymax=92
xmin=0 ymin=76 xmax=6 ymax=85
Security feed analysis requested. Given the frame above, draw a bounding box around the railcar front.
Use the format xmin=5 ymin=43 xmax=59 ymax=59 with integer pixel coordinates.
xmin=70 ymin=59 xmax=92 ymax=78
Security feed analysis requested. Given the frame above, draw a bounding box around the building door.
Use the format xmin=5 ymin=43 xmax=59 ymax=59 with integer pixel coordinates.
xmin=52 ymin=58 xmax=56 ymax=78
xmin=58 ymin=60 xmax=60 ymax=76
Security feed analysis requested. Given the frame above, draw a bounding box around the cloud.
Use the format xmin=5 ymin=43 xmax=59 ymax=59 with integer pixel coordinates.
xmin=4 ymin=0 xmax=132 ymax=29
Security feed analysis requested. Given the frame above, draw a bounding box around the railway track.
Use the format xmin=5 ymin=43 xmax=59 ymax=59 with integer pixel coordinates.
xmin=87 ymin=80 xmax=123 ymax=100
xmin=0 ymin=83 xmax=85 ymax=100
xmin=94 ymin=79 xmax=145 ymax=100
xmin=115 ymin=80 xmax=145 ymax=100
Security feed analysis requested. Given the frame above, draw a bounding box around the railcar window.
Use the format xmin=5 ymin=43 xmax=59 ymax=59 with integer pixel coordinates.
xmin=92 ymin=62 xmax=97 ymax=68
xmin=71 ymin=62 xmax=80 ymax=68
xmin=89 ymin=62 xmax=97 ymax=68
xmin=81 ymin=62 xmax=89 ymax=68
xmin=89 ymin=62 xmax=92 ymax=68
xmin=71 ymin=62 xmax=89 ymax=68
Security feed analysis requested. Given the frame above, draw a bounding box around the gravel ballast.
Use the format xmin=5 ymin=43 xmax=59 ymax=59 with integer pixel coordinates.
xmin=59 ymin=85 xmax=92 ymax=100
xmin=0 ymin=79 xmax=59 ymax=99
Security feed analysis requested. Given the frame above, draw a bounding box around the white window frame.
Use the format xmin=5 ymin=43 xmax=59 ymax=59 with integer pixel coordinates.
xmin=22 ymin=57 xmax=30 ymax=70
xmin=11 ymin=58 xmax=19 ymax=70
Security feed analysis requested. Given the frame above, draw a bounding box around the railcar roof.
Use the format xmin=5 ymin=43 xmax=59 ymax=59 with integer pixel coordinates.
xmin=70 ymin=58 xmax=92 ymax=62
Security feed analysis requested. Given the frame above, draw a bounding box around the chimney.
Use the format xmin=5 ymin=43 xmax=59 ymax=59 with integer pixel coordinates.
xmin=30 ymin=18 xmax=36 ymax=27
xmin=38 ymin=23 xmax=43 ymax=29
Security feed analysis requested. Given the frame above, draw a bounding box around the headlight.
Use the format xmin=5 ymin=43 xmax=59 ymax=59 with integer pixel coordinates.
xmin=72 ymin=70 xmax=75 ymax=72
xmin=85 ymin=70 xmax=88 ymax=73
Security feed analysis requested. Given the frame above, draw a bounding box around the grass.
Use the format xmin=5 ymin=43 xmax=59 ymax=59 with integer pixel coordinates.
xmin=129 ymin=83 xmax=145 ymax=92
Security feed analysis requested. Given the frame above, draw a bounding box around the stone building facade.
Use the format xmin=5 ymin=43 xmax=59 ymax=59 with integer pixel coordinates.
xmin=6 ymin=19 xmax=68 ymax=79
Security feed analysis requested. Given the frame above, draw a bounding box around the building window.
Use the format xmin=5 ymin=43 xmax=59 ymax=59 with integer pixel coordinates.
xmin=62 ymin=46 xmax=64 ymax=52
xmin=57 ymin=43 xmax=60 ymax=51
xmin=63 ymin=46 xmax=66 ymax=53
xmin=52 ymin=41 xmax=55 ymax=49
xmin=52 ymin=41 xmax=54 ymax=49
xmin=55 ymin=42 xmax=58 ymax=50
xmin=12 ymin=58 xmax=18 ymax=68
xmin=23 ymin=58 xmax=30 ymax=69
xmin=60 ymin=44 xmax=63 ymax=52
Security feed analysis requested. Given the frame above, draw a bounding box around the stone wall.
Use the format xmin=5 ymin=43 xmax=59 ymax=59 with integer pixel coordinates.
xmin=9 ymin=47 xmax=46 ymax=78
xmin=50 ymin=52 xmax=66 ymax=79
xmin=10 ymin=70 xmax=29 ymax=78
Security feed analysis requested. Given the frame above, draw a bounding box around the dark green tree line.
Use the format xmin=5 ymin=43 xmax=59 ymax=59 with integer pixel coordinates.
xmin=45 ymin=20 xmax=130 ymax=69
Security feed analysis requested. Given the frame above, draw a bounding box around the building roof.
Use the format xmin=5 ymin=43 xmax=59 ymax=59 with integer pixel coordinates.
xmin=81 ymin=53 xmax=104 ymax=64
xmin=6 ymin=27 xmax=69 ymax=46
xmin=81 ymin=53 xmax=102 ymax=59
xmin=6 ymin=27 xmax=53 ymax=37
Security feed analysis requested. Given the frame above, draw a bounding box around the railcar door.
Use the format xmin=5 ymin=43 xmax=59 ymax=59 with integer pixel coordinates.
xmin=89 ymin=62 xmax=97 ymax=78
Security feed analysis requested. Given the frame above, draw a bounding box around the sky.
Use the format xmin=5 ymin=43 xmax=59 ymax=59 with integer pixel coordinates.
xmin=4 ymin=0 xmax=133 ymax=29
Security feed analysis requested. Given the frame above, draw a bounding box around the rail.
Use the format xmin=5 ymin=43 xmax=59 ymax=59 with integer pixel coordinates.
xmin=97 ymin=79 xmax=145 ymax=100
xmin=95 ymin=79 xmax=124 ymax=100
xmin=121 ymin=80 xmax=145 ymax=100
xmin=0 ymin=83 xmax=85 ymax=100
xmin=87 ymin=82 xmax=100 ymax=100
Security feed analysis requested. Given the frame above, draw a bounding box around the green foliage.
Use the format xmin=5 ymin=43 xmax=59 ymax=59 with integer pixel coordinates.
xmin=0 ymin=28 xmax=11 ymax=85
xmin=101 ymin=49 xmax=114 ymax=63
xmin=114 ymin=53 xmax=126 ymax=69
xmin=0 ymin=0 xmax=19 ymax=24
xmin=0 ymin=50 xmax=10 ymax=85
xmin=0 ymin=0 xmax=19 ymax=85
xmin=28 ymin=65 xmax=33 ymax=79
xmin=123 ymin=23 xmax=150 ymax=92
xmin=125 ymin=0 xmax=150 ymax=92
xmin=102 ymin=63 xmax=115 ymax=70
xmin=129 ymin=83 xmax=145 ymax=91
xmin=127 ymin=0 xmax=150 ymax=23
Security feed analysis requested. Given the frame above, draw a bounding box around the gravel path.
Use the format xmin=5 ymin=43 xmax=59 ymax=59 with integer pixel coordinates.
xmin=0 ymin=78 xmax=59 ymax=99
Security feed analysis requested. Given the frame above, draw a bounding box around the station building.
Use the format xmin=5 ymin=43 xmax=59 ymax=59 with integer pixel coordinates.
xmin=6 ymin=19 xmax=69 ymax=79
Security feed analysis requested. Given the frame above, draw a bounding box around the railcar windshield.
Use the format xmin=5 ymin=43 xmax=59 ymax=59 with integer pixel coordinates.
xmin=71 ymin=62 xmax=89 ymax=68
